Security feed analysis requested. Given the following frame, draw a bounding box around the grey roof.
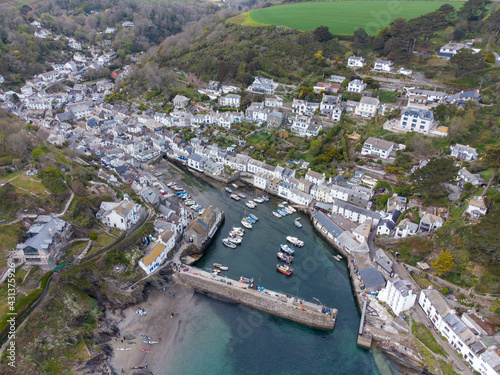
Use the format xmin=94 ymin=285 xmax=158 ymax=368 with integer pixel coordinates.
xmin=443 ymin=314 xmax=468 ymax=335
xmin=17 ymin=216 xmax=68 ymax=254
xmin=333 ymin=200 xmax=381 ymax=220
xmin=392 ymin=278 xmax=411 ymax=297
xmin=470 ymin=341 xmax=486 ymax=355
xmin=313 ymin=211 xmax=344 ymax=238
xmin=359 ymin=268 xmax=386 ymax=291
xmin=421 ymin=289 xmax=451 ymax=317
xmin=364 ymin=137 xmax=394 ymax=152
xmin=360 ymin=96 xmax=379 ymax=106
xmin=402 ymin=107 xmax=434 ymax=120
xmin=410 ymin=89 xmax=447 ymax=98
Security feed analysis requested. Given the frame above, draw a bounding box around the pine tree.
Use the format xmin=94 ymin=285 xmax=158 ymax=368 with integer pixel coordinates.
xmin=432 ymin=250 xmax=455 ymax=276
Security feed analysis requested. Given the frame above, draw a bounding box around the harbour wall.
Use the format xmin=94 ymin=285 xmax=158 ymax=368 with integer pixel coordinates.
xmin=175 ymin=270 xmax=337 ymax=331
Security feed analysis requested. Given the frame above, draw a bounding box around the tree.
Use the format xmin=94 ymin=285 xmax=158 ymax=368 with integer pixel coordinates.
xmin=432 ymin=250 xmax=455 ymax=275
xmin=314 ymin=50 xmax=326 ymax=65
xmin=313 ymin=26 xmax=332 ymax=42
xmin=481 ymin=143 xmax=500 ymax=197
xmin=458 ymin=0 xmax=491 ymax=20
xmin=310 ymin=139 xmax=323 ymax=156
xmin=89 ymin=232 xmax=98 ymax=241
xmin=441 ymin=287 xmax=450 ymax=295
xmin=353 ymin=28 xmax=370 ymax=50
xmin=449 ymin=48 xmax=486 ymax=77
xmin=410 ymin=158 xmax=458 ymax=199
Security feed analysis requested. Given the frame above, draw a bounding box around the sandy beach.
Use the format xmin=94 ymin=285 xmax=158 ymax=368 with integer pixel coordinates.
xmin=109 ymin=283 xmax=195 ymax=375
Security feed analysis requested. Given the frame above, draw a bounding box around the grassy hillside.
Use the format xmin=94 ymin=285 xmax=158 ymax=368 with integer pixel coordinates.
xmin=246 ymin=1 xmax=464 ymax=35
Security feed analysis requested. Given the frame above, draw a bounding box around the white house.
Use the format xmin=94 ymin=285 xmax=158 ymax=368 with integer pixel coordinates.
xmin=450 ymin=144 xmax=478 ymax=161
xmin=187 ymin=153 xmax=206 ymax=172
xmin=395 ymin=219 xmax=418 ymax=238
xmin=97 ymin=199 xmax=140 ymax=230
xmin=378 ymin=278 xmax=417 ymax=315
xmin=398 ymin=68 xmax=412 ymax=76
xmin=248 ymin=77 xmax=278 ymax=95
xmin=355 ymin=97 xmax=380 ymax=118
xmin=265 ymin=97 xmax=283 ymax=108
xmin=466 ymin=196 xmax=488 ymax=218
xmin=331 ymin=199 xmax=381 ymax=224
xmin=347 ymin=79 xmax=366 ymax=93
xmin=105 ymin=27 xmax=116 ymax=34
xmin=457 ymin=168 xmax=484 ymax=187
xmin=34 ymin=29 xmax=51 ymax=39
xmin=138 ymin=230 xmax=175 ymax=275
xmin=173 ymin=95 xmax=190 ymax=109
xmin=67 ymin=101 xmax=92 ymax=120
xmin=361 ymin=137 xmax=394 ymax=159
xmin=348 ymin=55 xmax=366 ymax=68
xmin=419 ymin=213 xmax=443 ymax=232
xmin=122 ymin=21 xmax=134 ymax=27
xmin=419 ymin=288 xmax=452 ymax=330
xmin=374 ymin=59 xmax=394 ymax=72
xmin=305 ymin=169 xmax=325 ymax=186
xmin=292 ymin=99 xmax=319 ymax=115
xmin=218 ymin=94 xmax=240 ymax=108
xmin=291 ymin=115 xmax=316 ymax=137
xmin=437 ymin=42 xmax=470 ymax=59
xmin=400 ymin=107 xmax=435 ymax=134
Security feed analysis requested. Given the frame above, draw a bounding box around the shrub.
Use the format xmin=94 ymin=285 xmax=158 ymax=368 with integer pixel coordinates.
xmin=89 ymin=232 xmax=98 ymax=241
xmin=441 ymin=287 xmax=450 ymax=295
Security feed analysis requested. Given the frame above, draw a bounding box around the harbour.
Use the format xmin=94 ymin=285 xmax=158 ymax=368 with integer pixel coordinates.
xmin=150 ymin=160 xmax=402 ymax=375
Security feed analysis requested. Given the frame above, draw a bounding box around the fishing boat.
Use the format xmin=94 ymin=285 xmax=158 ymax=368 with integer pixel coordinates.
xmin=262 ymin=196 xmax=270 ymax=201
xmin=272 ymin=211 xmax=282 ymax=218
xmin=280 ymin=244 xmax=295 ymax=255
xmin=232 ymin=183 xmax=239 ymax=188
xmin=246 ymin=200 xmax=256 ymax=208
xmin=229 ymin=231 xmax=243 ymax=238
xmin=230 ymin=194 xmax=241 ymax=201
xmin=277 ymin=252 xmax=294 ymax=263
xmin=241 ymin=219 xmax=252 ymax=229
xmin=238 ymin=193 xmax=247 ymax=199
xmin=245 ymin=216 xmax=257 ymax=224
xmin=284 ymin=206 xmax=294 ymax=214
xmin=225 ymin=187 xmax=233 ymax=193
xmin=276 ymin=263 xmax=293 ymax=276
xmin=278 ymin=209 xmax=288 ymax=216
xmin=185 ymin=200 xmax=195 ymax=206
xmin=288 ymin=206 xmax=297 ymax=213
xmin=249 ymin=214 xmax=259 ymax=222
xmin=278 ymin=203 xmax=285 ymax=208
xmin=222 ymin=238 xmax=237 ymax=248
xmin=166 ymin=182 xmax=175 ymax=187
xmin=332 ymin=255 xmax=341 ymax=262
xmin=219 ymin=266 xmax=229 ymax=271
xmin=232 ymin=227 xmax=245 ymax=235
xmin=294 ymin=219 xmax=302 ymax=228
xmin=229 ymin=236 xmax=242 ymax=244
xmin=286 ymin=236 xmax=304 ymax=247
xmin=254 ymin=197 xmax=265 ymax=203
xmin=213 ymin=263 xmax=222 ymax=268
xmin=239 ymin=276 xmax=254 ymax=284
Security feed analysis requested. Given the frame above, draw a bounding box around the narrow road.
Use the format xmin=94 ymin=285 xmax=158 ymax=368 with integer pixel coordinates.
xmin=55 ymin=191 xmax=75 ymax=217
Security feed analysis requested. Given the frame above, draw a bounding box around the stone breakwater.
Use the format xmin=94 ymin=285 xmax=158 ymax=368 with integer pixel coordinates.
xmin=175 ymin=267 xmax=337 ymax=331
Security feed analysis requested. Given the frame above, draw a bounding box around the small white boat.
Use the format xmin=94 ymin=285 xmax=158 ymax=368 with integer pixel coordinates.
xmin=223 ymin=238 xmax=237 ymax=248
xmin=254 ymin=197 xmax=265 ymax=203
xmin=241 ymin=219 xmax=252 ymax=229
xmin=246 ymin=200 xmax=256 ymax=208
xmin=229 ymin=236 xmax=242 ymax=244
xmin=229 ymin=231 xmax=243 ymax=238
xmin=332 ymin=255 xmax=341 ymax=262
xmin=230 ymin=194 xmax=241 ymax=201
xmin=232 ymin=227 xmax=245 ymax=235
xmin=272 ymin=211 xmax=282 ymax=218
xmin=117 ymin=348 xmax=131 ymax=351
xmin=213 ymin=263 xmax=222 ymax=268
xmin=288 ymin=206 xmax=297 ymax=213
xmin=278 ymin=203 xmax=285 ymax=208
xmin=286 ymin=236 xmax=304 ymax=247
xmin=219 ymin=266 xmax=228 ymax=271
xmin=185 ymin=200 xmax=195 ymax=206
xmin=232 ymin=183 xmax=239 ymax=188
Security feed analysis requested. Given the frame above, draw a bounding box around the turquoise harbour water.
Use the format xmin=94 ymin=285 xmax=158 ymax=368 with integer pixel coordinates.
xmin=163 ymin=178 xmax=402 ymax=375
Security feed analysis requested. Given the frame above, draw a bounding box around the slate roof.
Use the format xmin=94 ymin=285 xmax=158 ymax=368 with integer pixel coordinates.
xmin=313 ymin=211 xmax=343 ymax=238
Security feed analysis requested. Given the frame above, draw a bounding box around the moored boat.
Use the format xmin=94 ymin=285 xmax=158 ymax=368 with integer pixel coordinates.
xmin=254 ymin=197 xmax=265 ymax=203
xmin=230 ymin=194 xmax=241 ymax=201
xmin=294 ymin=219 xmax=302 ymax=228
xmin=232 ymin=227 xmax=245 ymax=235
xmin=222 ymin=238 xmax=237 ymax=248
xmin=245 ymin=216 xmax=256 ymax=223
xmin=277 ymin=251 xmax=294 ymax=263
xmin=219 ymin=266 xmax=229 ymax=271
xmin=185 ymin=200 xmax=195 ymax=206
xmin=262 ymin=196 xmax=270 ymax=201
xmin=278 ymin=209 xmax=288 ymax=216
xmin=276 ymin=263 xmax=293 ymax=276
xmin=249 ymin=214 xmax=259 ymax=222
xmin=272 ymin=211 xmax=282 ymax=218
xmin=332 ymin=255 xmax=341 ymax=261
xmin=278 ymin=203 xmax=285 ymax=208
xmin=238 ymin=193 xmax=247 ymax=199
xmin=225 ymin=187 xmax=233 ymax=193
xmin=241 ymin=219 xmax=252 ymax=229
xmin=213 ymin=263 xmax=222 ymax=268
xmin=280 ymin=244 xmax=295 ymax=255
xmin=232 ymin=183 xmax=239 ymax=188
xmin=246 ymin=200 xmax=256 ymax=208
xmin=239 ymin=276 xmax=253 ymax=284
xmin=229 ymin=236 xmax=242 ymax=244
xmin=286 ymin=236 xmax=304 ymax=247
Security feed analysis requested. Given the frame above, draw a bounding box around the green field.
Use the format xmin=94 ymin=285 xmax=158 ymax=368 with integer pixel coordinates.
xmin=249 ymin=1 xmax=463 ymax=35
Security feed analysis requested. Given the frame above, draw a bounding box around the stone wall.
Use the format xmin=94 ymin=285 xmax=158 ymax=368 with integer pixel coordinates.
xmin=176 ymin=272 xmax=336 ymax=330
